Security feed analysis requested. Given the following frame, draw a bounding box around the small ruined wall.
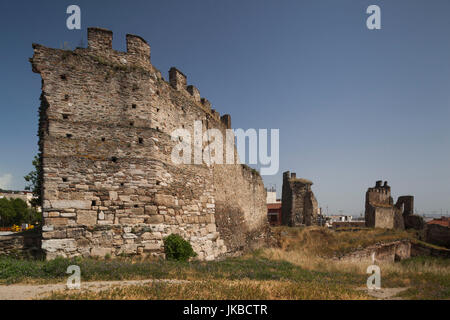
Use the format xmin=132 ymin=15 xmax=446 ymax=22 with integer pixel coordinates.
xmin=334 ymin=240 xmax=411 ymax=263
xmin=426 ymin=224 xmax=450 ymax=249
xmin=31 ymin=27 xmax=268 ymax=260
xmin=335 ymin=239 xmax=450 ymax=262
xmin=411 ymin=241 xmax=450 ymax=258
xmin=0 ymin=234 xmax=42 ymax=258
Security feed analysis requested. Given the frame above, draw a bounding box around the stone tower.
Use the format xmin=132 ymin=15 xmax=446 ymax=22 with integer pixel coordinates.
xmin=365 ymin=180 xmax=425 ymax=230
xmin=30 ymin=27 xmax=269 ymax=260
xmin=281 ymin=171 xmax=318 ymax=226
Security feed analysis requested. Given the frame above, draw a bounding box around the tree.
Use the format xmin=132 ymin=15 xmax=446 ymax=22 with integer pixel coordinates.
xmin=0 ymin=198 xmax=17 ymax=227
xmin=24 ymin=155 xmax=42 ymax=208
xmin=0 ymin=198 xmax=40 ymax=227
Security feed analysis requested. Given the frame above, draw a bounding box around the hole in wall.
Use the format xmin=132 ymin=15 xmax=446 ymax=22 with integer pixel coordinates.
xmin=64 ymin=94 xmax=69 ymax=100
xmin=60 ymin=74 xmax=67 ymax=80
xmin=130 ymin=121 xmax=134 ymax=126
xmin=134 ymin=204 xmax=138 ymax=208
xmin=62 ymin=177 xmax=68 ymax=182
xmin=120 ymin=182 xmax=124 ymax=186
xmin=101 ymin=137 xmax=105 ymax=142
xmin=62 ymin=114 xmax=69 ymax=120
xmin=138 ymin=137 xmax=143 ymax=144
xmin=132 ymin=104 xmax=137 ymax=109
xmin=66 ymin=133 xmax=73 ymax=138
xmin=111 ymin=156 xmax=118 ymax=163
xmin=92 ymin=200 xmax=96 ymax=206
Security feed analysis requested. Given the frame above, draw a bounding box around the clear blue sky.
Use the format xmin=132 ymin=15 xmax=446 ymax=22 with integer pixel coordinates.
xmin=0 ymin=0 xmax=449 ymax=215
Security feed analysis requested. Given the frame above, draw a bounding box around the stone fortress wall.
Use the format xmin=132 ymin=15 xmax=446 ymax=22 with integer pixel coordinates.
xmin=31 ymin=27 xmax=269 ymax=260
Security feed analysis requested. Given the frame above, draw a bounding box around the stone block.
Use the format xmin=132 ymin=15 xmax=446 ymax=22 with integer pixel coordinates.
xmin=49 ymin=200 xmax=92 ymax=210
xmin=41 ymin=239 xmax=77 ymax=253
xmin=91 ymin=247 xmax=112 ymax=257
xmin=155 ymin=194 xmax=175 ymax=207
xmin=77 ymin=210 xmax=97 ymax=226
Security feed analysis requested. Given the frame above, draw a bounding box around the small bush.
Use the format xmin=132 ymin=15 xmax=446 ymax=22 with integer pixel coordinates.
xmin=163 ymin=234 xmax=197 ymax=262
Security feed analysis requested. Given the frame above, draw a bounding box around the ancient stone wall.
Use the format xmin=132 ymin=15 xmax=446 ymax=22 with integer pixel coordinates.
xmin=0 ymin=233 xmax=42 ymax=258
xmin=335 ymin=239 xmax=450 ymax=262
xmin=333 ymin=240 xmax=411 ymax=263
xmin=411 ymin=240 xmax=450 ymax=258
xmin=281 ymin=171 xmax=318 ymax=226
xmin=31 ymin=27 xmax=269 ymax=260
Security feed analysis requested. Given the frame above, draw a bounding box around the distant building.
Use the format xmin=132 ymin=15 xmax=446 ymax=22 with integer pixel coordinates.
xmin=268 ymin=203 xmax=282 ymax=226
xmin=0 ymin=191 xmax=34 ymax=206
xmin=426 ymin=217 xmax=450 ymax=248
xmin=266 ymin=189 xmax=282 ymax=226
xmin=329 ymin=215 xmax=353 ymax=223
xmin=0 ymin=191 xmax=41 ymax=212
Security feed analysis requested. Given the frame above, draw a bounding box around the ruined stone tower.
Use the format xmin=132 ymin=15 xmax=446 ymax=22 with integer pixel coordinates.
xmin=281 ymin=171 xmax=319 ymax=226
xmin=364 ymin=180 xmax=422 ymax=230
xmin=31 ymin=27 xmax=269 ymax=260
xmin=365 ymin=181 xmax=401 ymax=229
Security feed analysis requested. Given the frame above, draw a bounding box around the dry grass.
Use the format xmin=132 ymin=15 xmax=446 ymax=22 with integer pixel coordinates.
xmin=3 ymin=226 xmax=449 ymax=300
xmin=273 ymin=226 xmax=417 ymax=257
xmin=265 ymin=226 xmax=450 ymax=299
xmin=45 ymin=279 xmax=370 ymax=300
xmin=269 ymin=227 xmax=448 ymax=271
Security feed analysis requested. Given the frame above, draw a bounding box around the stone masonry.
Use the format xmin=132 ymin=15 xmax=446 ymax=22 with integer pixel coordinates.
xmin=30 ymin=27 xmax=269 ymax=260
xmin=365 ymin=180 xmax=424 ymax=230
xmin=281 ymin=171 xmax=319 ymax=226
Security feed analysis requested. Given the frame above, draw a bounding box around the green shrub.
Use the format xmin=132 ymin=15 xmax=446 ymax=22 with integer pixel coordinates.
xmin=163 ymin=234 xmax=197 ymax=262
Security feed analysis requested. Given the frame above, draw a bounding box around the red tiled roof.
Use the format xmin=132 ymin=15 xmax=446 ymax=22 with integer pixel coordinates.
xmin=267 ymin=203 xmax=281 ymax=210
xmin=427 ymin=219 xmax=450 ymax=227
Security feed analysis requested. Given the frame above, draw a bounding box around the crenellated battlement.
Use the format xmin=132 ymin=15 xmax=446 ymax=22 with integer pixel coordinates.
xmin=87 ymin=27 xmax=113 ymax=51
xmin=87 ymin=27 xmax=151 ymax=63
xmin=169 ymin=66 xmax=225 ymax=123
xmin=126 ymin=34 xmax=150 ymax=62
xmin=34 ymin=27 xmax=230 ymax=130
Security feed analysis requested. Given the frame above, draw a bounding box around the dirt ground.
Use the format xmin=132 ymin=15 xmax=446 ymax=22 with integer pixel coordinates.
xmin=357 ymin=287 xmax=409 ymax=300
xmin=0 ymin=279 xmax=188 ymax=300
